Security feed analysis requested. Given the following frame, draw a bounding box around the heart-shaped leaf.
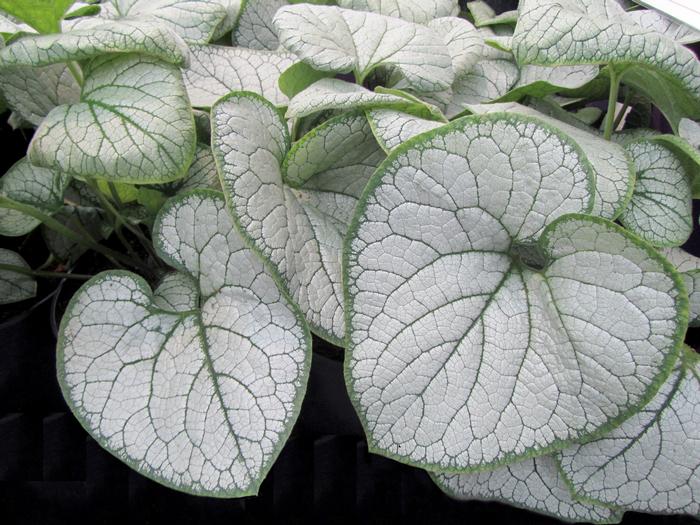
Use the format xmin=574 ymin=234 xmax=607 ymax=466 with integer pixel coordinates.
xmin=0 ymin=248 xmax=36 ymax=304
xmin=433 ymin=455 xmax=622 ymax=524
xmin=29 ymin=54 xmax=196 ymax=184
xmin=58 ymin=190 xmax=311 ymax=496
xmin=272 ymin=4 xmax=454 ymax=91
xmin=344 ymin=114 xmax=687 ymax=471
xmin=183 ymin=44 xmax=297 ymax=108
xmin=212 ymin=92 xmax=385 ymax=344
xmin=0 ymin=158 xmax=68 ymax=236
xmin=559 ymin=346 xmax=700 ymax=516
xmin=337 ymin=0 xmax=459 ymax=23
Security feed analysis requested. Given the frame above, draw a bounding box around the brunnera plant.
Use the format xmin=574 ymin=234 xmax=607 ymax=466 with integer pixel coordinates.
xmin=0 ymin=0 xmax=699 ymax=521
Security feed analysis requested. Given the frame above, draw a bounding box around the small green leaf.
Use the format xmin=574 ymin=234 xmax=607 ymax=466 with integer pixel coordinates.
xmin=0 ymin=248 xmax=36 ymax=304
xmin=29 ymin=54 xmax=197 ymax=184
xmin=278 ymin=62 xmax=333 ymax=100
xmin=560 ymin=346 xmax=700 ymax=516
xmin=58 ymin=190 xmax=311 ymax=496
xmin=433 ymin=455 xmax=622 ymax=524
xmin=0 ymin=158 xmax=68 ymax=237
xmin=0 ymin=0 xmax=75 ymax=34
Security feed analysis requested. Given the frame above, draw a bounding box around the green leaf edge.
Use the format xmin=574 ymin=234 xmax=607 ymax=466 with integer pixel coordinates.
xmin=429 ymin=466 xmax=625 ymax=525
xmin=341 ymin=113 xmax=689 ymax=474
xmin=27 ymin=54 xmax=198 ymax=185
xmin=210 ymin=90 xmax=344 ymax=347
xmin=56 ymin=188 xmax=313 ymax=498
xmin=556 ymin=344 xmax=700 ymax=515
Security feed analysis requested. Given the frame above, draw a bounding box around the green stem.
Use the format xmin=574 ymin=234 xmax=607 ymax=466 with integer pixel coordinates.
xmin=603 ymin=65 xmax=621 ymax=140
xmin=0 ymin=197 xmax=149 ymax=273
xmin=107 ymin=181 xmax=124 ymax=208
xmin=67 ymin=62 xmax=84 ymax=87
xmin=0 ymin=264 xmax=92 ymax=281
xmin=86 ymin=180 xmax=158 ymax=261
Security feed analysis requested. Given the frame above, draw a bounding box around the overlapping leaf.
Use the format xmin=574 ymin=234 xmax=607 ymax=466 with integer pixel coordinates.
xmin=58 ymin=190 xmax=311 ymax=496
xmin=344 ymin=114 xmax=687 ymax=472
xmin=0 ymin=158 xmax=68 ymax=236
xmin=212 ymin=92 xmax=385 ymax=344
xmin=0 ymin=19 xmax=190 ymax=67
xmin=183 ymin=44 xmax=297 ymax=108
xmin=337 ymin=0 xmax=459 ymax=23
xmin=512 ymin=0 xmax=700 ymax=130
xmin=0 ymin=248 xmax=36 ymax=304
xmin=272 ymin=4 xmax=454 ymax=92
xmin=29 ymin=54 xmax=196 ymax=184
xmin=619 ymin=139 xmax=692 ymax=247
xmin=366 ymin=109 xmax=442 ymax=152
xmin=661 ymin=248 xmax=700 ymax=326
xmin=467 ymin=102 xmax=634 ymax=220
xmin=434 ymin=455 xmax=622 ymax=524
xmin=560 ymin=346 xmax=700 ymax=516
xmin=287 ymin=78 xmax=444 ymax=120
xmin=232 ymin=0 xmax=286 ymax=50
xmin=0 ymin=62 xmax=79 ymax=126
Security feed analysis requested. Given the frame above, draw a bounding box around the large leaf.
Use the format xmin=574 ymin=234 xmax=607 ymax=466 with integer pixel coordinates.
xmin=618 ymin=139 xmax=692 ymax=247
xmin=512 ymin=0 xmax=700 ymax=130
xmin=29 ymin=54 xmax=196 ymax=184
xmin=0 ymin=248 xmax=36 ymax=305
xmin=344 ymin=114 xmax=687 ymax=471
xmin=272 ymin=4 xmax=454 ymax=91
xmin=0 ymin=0 xmax=74 ymax=34
xmin=232 ymin=0 xmax=286 ymax=50
xmin=0 ymin=62 xmax=79 ymax=126
xmin=287 ymin=78 xmax=444 ymax=120
xmin=183 ymin=44 xmax=297 ymax=108
xmin=58 ymin=190 xmax=311 ymax=496
xmin=467 ymin=102 xmax=634 ymax=220
xmin=336 ymin=0 xmax=459 ymax=23
xmin=467 ymin=1 xmax=518 ymax=28
xmin=559 ymin=346 xmax=700 ymax=516
xmin=0 ymin=158 xmax=68 ymax=236
xmin=212 ymin=92 xmax=385 ymax=345
xmin=0 ymin=19 xmax=189 ymax=67
xmin=433 ymin=455 xmax=622 ymax=524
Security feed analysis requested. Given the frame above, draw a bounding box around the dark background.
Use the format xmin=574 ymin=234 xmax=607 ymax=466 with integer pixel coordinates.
xmin=2 ymin=1 xmax=700 ymax=523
